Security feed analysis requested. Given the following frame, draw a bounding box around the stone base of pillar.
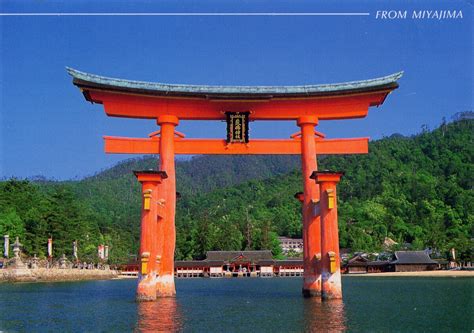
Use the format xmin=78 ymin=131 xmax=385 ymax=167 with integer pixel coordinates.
xmin=321 ymin=290 xmax=343 ymax=300
xmin=156 ymin=274 xmax=176 ymax=297
xmin=302 ymin=275 xmax=322 ymax=297
xmin=321 ymin=271 xmax=342 ymax=300
xmin=136 ymin=275 xmax=158 ymax=302
xmin=302 ymin=288 xmax=322 ymax=298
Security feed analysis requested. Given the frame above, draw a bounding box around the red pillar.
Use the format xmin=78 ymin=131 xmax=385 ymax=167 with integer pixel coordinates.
xmin=298 ymin=116 xmax=321 ymax=297
xmin=134 ymin=171 xmax=167 ymax=301
xmin=311 ymin=171 xmax=344 ymax=300
xmin=156 ymin=115 xmax=179 ymax=297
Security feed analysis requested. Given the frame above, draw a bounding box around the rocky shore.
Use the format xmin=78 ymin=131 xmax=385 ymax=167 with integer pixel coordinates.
xmin=0 ymin=268 xmax=118 ymax=283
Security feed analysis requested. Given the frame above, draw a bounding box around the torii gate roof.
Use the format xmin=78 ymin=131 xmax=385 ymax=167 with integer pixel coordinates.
xmin=67 ymin=67 xmax=403 ymax=154
xmin=67 ymin=67 xmax=403 ymax=100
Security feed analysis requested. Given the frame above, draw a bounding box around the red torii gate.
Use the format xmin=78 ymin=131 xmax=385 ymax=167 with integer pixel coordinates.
xmin=68 ymin=68 xmax=402 ymax=301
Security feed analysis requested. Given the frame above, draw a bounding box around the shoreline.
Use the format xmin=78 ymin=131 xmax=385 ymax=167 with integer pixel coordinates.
xmin=2 ymin=269 xmax=473 ymax=283
xmin=0 ymin=268 xmax=118 ymax=283
xmin=344 ymin=270 xmax=474 ymax=277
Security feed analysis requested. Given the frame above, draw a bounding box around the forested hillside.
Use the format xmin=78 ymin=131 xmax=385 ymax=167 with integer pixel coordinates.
xmin=1 ymin=117 xmax=472 ymax=263
xmin=175 ymin=118 xmax=473 ymax=260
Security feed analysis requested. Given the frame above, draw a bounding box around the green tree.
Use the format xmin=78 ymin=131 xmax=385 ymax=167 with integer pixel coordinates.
xmin=0 ymin=208 xmax=25 ymax=244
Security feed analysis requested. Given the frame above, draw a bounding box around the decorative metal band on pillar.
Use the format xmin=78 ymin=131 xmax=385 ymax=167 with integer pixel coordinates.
xmin=298 ymin=116 xmax=322 ymax=298
xmin=311 ymin=170 xmax=344 ymax=300
xmin=134 ymin=170 xmax=168 ymax=301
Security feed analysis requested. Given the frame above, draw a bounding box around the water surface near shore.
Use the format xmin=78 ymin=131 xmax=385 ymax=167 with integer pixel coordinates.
xmin=0 ymin=277 xmax=472 ymax=332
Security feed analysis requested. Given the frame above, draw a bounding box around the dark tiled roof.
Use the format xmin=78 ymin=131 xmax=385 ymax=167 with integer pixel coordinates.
xmin=206 ymin=250 xmax=273 ymax=263
xmin=206 ymin=260 xmax=225 ymax=266
xmin=346 ymin=255 xmax=390 ymax=267
xmin=347 ymin=262 xmax=367 ymax=267
xmin=175 ymin=261 xmax=208 ymax=268
xmin=391 ymin=251 xmax=438 ymax=265
xmin=348 ymin=255 xmax=369 ymax=264
xmin=275 ymin=259 xmax=304 ymax=266
xmin=367 ymin=261 xmax=390 ymax=266
xmin=67 ymin=67 xmax=403 ymax=99
xmin=257 ymin=259 xmax=275 ymax=266
xmin=277 ymin=237 xmax=303 ymax=242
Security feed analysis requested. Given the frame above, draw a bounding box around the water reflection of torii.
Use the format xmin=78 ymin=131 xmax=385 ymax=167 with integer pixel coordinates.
xmin=303 ymin=298 xmax=346 ymax=332
xmin=68 ymin=68 xmax=402 ymax=301
xmin=136 ymin=298 xmax=183 ymax=333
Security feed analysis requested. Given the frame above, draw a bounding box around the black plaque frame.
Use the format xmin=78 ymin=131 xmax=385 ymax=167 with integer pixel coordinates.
xmin=226 ymin=112 xmax=250 ymax=143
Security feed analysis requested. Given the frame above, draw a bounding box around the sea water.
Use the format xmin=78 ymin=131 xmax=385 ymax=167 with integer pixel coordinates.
xmin=0 ymin=277 xmax=472 ymax=332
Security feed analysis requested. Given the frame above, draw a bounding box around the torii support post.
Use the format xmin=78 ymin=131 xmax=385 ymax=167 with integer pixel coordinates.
xmin=298 ymin=116 xmax=322 ymax=297
xmin=311 ymin=171 xmax=344 ymax=300
xmin=134 ymin=170 xmax=167 ymax=301
xmin=156 ymin=115 xmax=179 ymax=297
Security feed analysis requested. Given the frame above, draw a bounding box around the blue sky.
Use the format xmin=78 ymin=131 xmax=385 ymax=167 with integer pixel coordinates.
xmin=0 ymin=0 xmax=472 ymax=179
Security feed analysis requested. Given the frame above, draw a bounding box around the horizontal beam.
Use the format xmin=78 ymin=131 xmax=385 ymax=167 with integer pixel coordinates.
xmin=104 ymin=136 xmax=369 ymax=155
xmin=89 ymin=90 xmax=389 ymax=121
